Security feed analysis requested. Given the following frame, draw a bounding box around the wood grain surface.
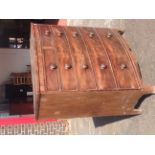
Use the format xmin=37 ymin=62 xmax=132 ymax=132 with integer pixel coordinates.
xmin=30 ymin=24 xmax=155 ymax=119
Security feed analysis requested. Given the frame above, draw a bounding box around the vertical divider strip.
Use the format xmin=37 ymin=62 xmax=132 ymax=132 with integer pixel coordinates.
xmin=35 ymin=25 xmax=46 ymax=92
xmin=50 ymin=26 xmax=62 ymax=91
xmin=30 ymin=24 xmax=40 ymax=118
xmin=38 ymin=25 xmax=48 ymax=91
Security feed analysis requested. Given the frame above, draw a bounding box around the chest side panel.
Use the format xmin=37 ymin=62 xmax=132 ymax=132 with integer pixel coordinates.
xmin=79 ymin=27 xmax=117 ymax=90
xmin=30 ymin=24 xmax=40 ymax=116
xmin=38 ymin=90 xmax=142 ymax=119
xmin=63 ymin=27 xmax=97 ymax=90
xmin=96 ymin=28 xmax=140 ymax=89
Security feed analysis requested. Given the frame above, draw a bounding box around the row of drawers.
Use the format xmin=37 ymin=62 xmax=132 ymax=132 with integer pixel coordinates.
xmin=32 ymin=25 xmax=142 ymax=91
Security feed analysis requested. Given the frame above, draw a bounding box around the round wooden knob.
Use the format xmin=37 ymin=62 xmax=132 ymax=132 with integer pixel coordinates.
xmin=45 ymin=30 xmax=50 ymax=36
xmin=120 ymin=64 xmax=127 ymax=69
xmin=50 ymin=64 xmax=57 ymax=70
xmin=89 ymin=32 xmax=94 ymax=38
xmin=73 ymin=32 xmax=78 ymax=37
xmin=57 ymin=31 xmax=63 ymax=37
xmin=82 ymin=64 xmax=89 ymax=69
xmin=107 ymin=32 xmax=113 ymax=38
xmin=100 ymin=64 xmax=107 ymax=70
xmin=57 ymin=32 xmax=63 ymax=37
xmin=65 ymin=64 xmax=72 ymax=70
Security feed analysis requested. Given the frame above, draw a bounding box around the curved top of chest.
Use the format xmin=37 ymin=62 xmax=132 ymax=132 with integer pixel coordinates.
xmin=30 ymin=24 xmax=142 ymax=93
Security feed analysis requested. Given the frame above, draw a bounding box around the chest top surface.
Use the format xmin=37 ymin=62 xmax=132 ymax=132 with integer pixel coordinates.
xmin=30 ymin=24 xmax=142 ymax=93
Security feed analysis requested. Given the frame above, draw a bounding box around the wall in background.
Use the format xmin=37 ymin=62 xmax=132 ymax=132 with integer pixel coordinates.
xmin=0 ymin=48 xmax=30 ymax=103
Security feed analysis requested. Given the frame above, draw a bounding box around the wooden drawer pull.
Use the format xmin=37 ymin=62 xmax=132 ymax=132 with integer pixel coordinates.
xmin=44 ymin=30 xmax=50 ymax=36
xmin=73 ymin=32 xmax=78 ymax=37
xmin=107 ymin=32 xmax=113 ymax=38
xmin=49 ymin=64 xmax=57 ymax=70
xmin=89 ymin=32 xmax=94 ymax=38
xmin=81 ymin=64 xmax=89 ymax=69
xmin=100 ymin=64 xmax=107 ymax=70
xmin=64 ymin=64 xmax=72 ymax=70
xmin=120 ymin=64 xmax=127 ymax=70
xmin=57 ymin=31 xmax=63 ymax=37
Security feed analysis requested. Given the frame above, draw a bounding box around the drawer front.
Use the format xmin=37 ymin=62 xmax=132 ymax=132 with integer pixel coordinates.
xmin=51 ymin=26 xmax=77 ymax=91
xmin=79 ymin=27 xmax=117 ymax=90
xmin=64 ymin=27 xmax=97 ymax=90
xmin=39 ymin=25 xmax=59 ymax=91
xmin=34 ymin=25 xmax=140 ymax=92
xmin=96 ymin=28 xmax=139 ymax=89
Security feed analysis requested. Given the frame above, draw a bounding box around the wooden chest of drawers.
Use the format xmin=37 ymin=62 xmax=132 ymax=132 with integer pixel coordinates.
xmin=30 ymin=24 xmax=155 ymax=119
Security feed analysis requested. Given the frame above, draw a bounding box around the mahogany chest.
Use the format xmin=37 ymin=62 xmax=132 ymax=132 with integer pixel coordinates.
xmin=30 ymin=24 xmax=155 ymax=119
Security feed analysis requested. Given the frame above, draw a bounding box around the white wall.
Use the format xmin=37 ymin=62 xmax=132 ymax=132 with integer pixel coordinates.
xmin=67 ymin=19 xmax=125 ymax=29
xmin=0 ymin=48 xmax=30 ymax=102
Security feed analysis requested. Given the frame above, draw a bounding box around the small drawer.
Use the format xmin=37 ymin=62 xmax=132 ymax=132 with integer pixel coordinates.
xmin=96 ymin=28 xmax=139 ymax=89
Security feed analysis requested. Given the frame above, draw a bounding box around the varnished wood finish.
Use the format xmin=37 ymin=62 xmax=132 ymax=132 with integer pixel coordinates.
xmin=79 ymin=27 xmax=117 ymax=90
xmin=30 ymin=24 xmax=39 ymax=117
xmin=113 ymin=30 xmax=142 ymax=87
xmin=96 ymin=28 xmax=139 ymax=89
xmin=30 ymin=24 xmax=155 ymax=119
xmin=64 ymin=27 xmax=97 ymax=90
xmin=39 ymin=25 xmax=60 ymax=91
xmin=51 ymin=26 xmax=77 ymax=91
xmin=32 ymin=25 xmax=46 ymax=92
xmin=38 ymin=90 xmax=143 ymax=119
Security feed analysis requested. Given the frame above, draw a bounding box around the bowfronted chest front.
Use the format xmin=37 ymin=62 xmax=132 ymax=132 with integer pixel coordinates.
xmin=30 ymin=24 xmax=155 ymax=119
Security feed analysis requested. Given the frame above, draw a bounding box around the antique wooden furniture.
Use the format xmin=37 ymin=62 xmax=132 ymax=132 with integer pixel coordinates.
xmin=9 ymin=97 xmax=33 ymax=115
xmin=5 ymin=84 xmax=33 ymax=115
xmin=30 ymin=24 xmax=155 ymax=119
xmin=5 ymin=65 xmax=33 ymax=115
xmin=10 ymin=65 xmax=32 ymax=85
